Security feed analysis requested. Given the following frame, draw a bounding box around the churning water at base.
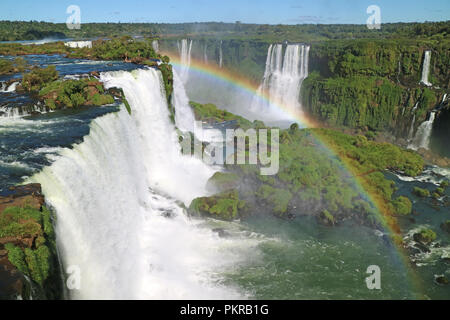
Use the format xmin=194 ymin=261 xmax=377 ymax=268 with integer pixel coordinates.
xmin=250 ymin=44 xmax=310 ymax=122
xmin=30 ymin=68 xmax=249 ymax=299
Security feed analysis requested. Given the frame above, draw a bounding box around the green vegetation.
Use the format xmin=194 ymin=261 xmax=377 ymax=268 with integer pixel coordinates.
xmin=392 ymin=196 xmax=413 ymax=215
xmin=0 ymin=20 xmax=448 ymax=43
xmin=38 ymin=77 xmax=114 ymax=109
xmin=189 ymin=190 xmax=245 ymax=221
xmin=413 ymin=187 xmax=431 ymax=198
xmin=188 ymin=104 xmax=422 ymax=229
xmin=189 ymin=101 xmax=263 ymax=129
xmin=301 ymin=38 xmax=448 ymax=134
xmin=1 ymin=205 xmax=55 ymax=286
xmin=0 ymin=57 xmax=28 ymax=75
xmin=19 ymin=65 xmax=115 ymax=109
xmin=0 ymin=37 xmax=173 ymax=112
xmin=413 ymin=227 xmax=437 ymax=244
xmin=318 ymin=210 xmax=336 ymax=226
xmin=21 ymin=65 xmax=59 ymax=91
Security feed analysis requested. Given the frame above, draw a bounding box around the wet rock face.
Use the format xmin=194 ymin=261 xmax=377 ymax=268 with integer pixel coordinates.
xmin=0 ymin=253 xmax=29 ymax=299
xmin=0 ymin=183 xmax=45 ymax=300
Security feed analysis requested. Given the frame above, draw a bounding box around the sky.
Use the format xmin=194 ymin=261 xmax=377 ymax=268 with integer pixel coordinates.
xmin=0 ymin=0 xmax=448 ymax=25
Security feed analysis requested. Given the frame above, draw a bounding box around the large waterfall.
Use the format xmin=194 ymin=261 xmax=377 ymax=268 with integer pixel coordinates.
xmin=30 ymin=68 xmax=246 ymax=299
xmin=177 ymin=39 xmax=193 ymax=83
xmin=409 ymin=111 xmax=436 ymax=150
xmin=420 ymin=50 xmax=432 ymax=87
xmin=250 ymin=43 xmax=310 ymax=122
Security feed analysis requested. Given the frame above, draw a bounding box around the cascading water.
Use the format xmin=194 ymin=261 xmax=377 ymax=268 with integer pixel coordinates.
xmin=408 ymin=102 xmax=419 ymax=141
xmin=177 ymin=39 xmax=193 ymax=83
xmin=30 ymin=68 xmax=247 ymax=299
xmin=420 ymin=50 xmax=432 ymax=87
xmin=0 ymin=81 xmax=19 ymax=93
xmin=409 ymin=111 xmax=436 ymax=150
xmin=64 ymin=41 xmax=92 ymax=49
xmin=172 ymin=70 xmax=197 ymax=133
xmin=219 ymin=40 xmax=223 ymax=68
xmin=250 ymin=43 xmax=310 ymax=122
xmin=203 ymin=43 xmax=208 ymax=63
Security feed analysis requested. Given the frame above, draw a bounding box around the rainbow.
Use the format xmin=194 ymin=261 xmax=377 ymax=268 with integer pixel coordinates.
xmin=164 ymin=52 xmax=426 ymax=298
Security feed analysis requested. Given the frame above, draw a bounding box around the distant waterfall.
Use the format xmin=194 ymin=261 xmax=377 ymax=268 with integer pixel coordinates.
xmin=177 ymin=39 xmax=193 ymax=83
xmin=407 ymin=102 xmax=419 ymax=141
xmin=64 ymin=41 xmax=92 ymax=49
xmin=219 ymin=40 xmax=223 ymax=68
xmin=250 ymin=43 xmax=310 ymax=122
xmin=420 ymin=50 xmax=432 ymax=87
xmin=409 ymin=111 xmax=436 ymax=150
xmin=172 ymin=70 xmax=196 ymax=133
xmin=152 ymin=40 xmax=159 ymax=53
xmin=203 ymin=43 xmax=208 ymax=63
xmin=31 ymin=68 xmax=245 ymax=299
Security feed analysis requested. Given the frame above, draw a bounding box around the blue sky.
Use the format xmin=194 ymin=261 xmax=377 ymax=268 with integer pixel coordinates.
xmin=0 ymin=0 xmax=448 ymax=24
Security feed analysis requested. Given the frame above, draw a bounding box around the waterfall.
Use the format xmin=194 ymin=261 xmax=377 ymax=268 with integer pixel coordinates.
xmin=64 ymin=41 xmax=92 ymax=49
xmin=0 ymin=81 xmax=18 ymax=93
xmin=172 ymin=70 xmax=196 ymax=133
xmin=30 ymin=68 xmax=245 ymax=299
xmin=152 ymin=40 xmax=159 ymax=53
xmin=250 ymin=43 xmax=310 ymax=121
xmin=409 ymin=111 xmax=436 ymax=150
xmin=420 ymin=50 xmax=432 ymax=87
xmin=407 ymin=102 xmax=419 ymax=140
xmin=177 ymin=39 xmax=193 ymax=83
xmin=219 ymin=40 xmax=223 ymax=68
xmin=203 ymin=43 xmax=208 ymax=63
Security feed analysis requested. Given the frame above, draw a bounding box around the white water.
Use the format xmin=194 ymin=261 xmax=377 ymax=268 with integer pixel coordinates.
xmin=0 ymin=81 xmax=18 ymax=93
xmin=30 ymin=68 xmax=249 ymax=299
xmin=203 ymin=43 xmax=208 ymax=63
xmin=64 ymin=41 xmax=93 ymax=49
xmin=172 ymin=70 xmax=197 ymax=133
xmin=409 ymin=111 xmax=436 ymax=150
xmin=219 ymin=40 xmax=223 ymax=68
xmin=177 ymin=39 xmax=193 ymax=83
xmin=407 ymin=102 xmax=419 ymax=141
xmin=0 ymin=104 xmax=46 ymax=118
xmin=420 ymin=50 xmax=432 ymax=87
xmin=250 ymin=44 xmax=310 ymax=122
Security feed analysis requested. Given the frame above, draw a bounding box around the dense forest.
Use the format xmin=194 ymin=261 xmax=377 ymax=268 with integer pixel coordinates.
xmin=0 ymin=20 xmax=448 ymax=42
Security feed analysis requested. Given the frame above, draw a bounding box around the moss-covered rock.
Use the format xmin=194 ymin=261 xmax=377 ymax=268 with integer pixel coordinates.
xmin=413 ymin=227 xmax=437 ymax=245
xmin=189 ymin=190 xmax=245 ymax=221
xmin=0 ymin=184 xmax=61 ymax=299
xmin=413 ymin=187 xmax=431 ymax=198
